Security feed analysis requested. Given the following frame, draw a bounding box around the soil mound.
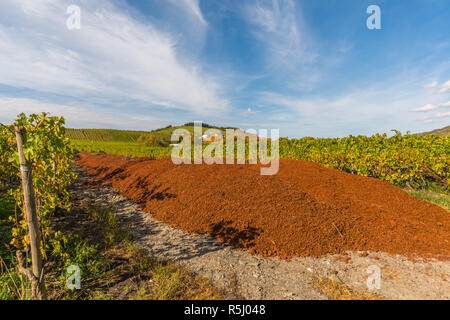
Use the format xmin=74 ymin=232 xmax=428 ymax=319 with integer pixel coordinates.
xmin=77 ymin=152 xmax=450 ymax=260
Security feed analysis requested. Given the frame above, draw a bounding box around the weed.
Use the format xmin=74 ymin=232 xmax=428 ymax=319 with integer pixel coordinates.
xmin=313 ymin=277 xmax=384 ymax=300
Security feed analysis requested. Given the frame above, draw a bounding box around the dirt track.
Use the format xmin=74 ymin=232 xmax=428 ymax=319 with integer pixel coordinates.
xmin=77 ymin=153 xmax=450 ymax=261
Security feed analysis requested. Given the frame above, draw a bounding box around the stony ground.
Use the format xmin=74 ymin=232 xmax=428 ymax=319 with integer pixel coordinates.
xmin=75 ymin=168 xmax=450 ymax=300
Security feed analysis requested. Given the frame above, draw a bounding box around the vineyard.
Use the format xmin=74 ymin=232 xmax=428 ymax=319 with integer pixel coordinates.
xmin=67 ymin=128 xmax=171 ymax=158
xmin=1 ymin=115 xmax=449 ymax=300
xmin=280 ymin=132 xmax=450 ymax=192
xmin=66 ymin=125 xmax=233 ymax=158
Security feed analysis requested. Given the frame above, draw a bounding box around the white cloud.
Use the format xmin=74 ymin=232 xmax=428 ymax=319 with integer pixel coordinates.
xmin=438 ymin=80 xmax=450 ymax=94
xmin=418 ymin=109 xmax=450 ymax=123
xmin=0 ymin=97 xmax=165 ymax=129
xmin=410 ymin=104 xmax=438 ymax=112
xmin=254 ymin=90 xmax=391 ymax=136
xmin=425 ymin=81 xmax=438 ymax=89
xmin=439 ymin=101 xmax=450 ymax=107
xmin=260 ymin=90 xmax=395 ymax=120
xmin=0 ymin=0 xmax=227 ymax=115
xmin=435 ymin=111 xmax=450 ymax=118
xmin=250 ymin=79 xmax=450 ymax=137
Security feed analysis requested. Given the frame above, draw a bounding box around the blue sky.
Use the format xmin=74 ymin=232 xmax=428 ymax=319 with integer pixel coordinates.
xmin=0 ymin=0 xmax=449 ymax=138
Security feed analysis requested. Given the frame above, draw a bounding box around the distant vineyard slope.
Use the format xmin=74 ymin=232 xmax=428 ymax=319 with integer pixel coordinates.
xmin=65 ymin=128 xmax=149 ymax=142
xmin=65 ymin=123 xmax=239 ymax=157
xmin=418 ymin=125 xmax=450 ymax=137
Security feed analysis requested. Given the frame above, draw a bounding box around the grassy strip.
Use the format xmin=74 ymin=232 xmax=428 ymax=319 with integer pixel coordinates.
xmin=407 ymin=190 xmax=450 ymax=211
xmin=47 ymin=202 xmax=221 ymax=300
xmin=0 ymin=195 xmax=222 ymax=300
xmin=70 ymin=140 xmax=172 ymax=158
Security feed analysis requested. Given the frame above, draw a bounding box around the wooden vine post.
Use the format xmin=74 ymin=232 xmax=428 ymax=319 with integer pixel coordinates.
xmin=14 ymin=125 xmax=47 ymax=300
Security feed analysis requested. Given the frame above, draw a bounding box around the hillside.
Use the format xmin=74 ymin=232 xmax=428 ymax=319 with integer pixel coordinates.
xmin=65 ymin=123 xmax=241 ymax=157
xmin=418 ymin=125 xmax=450 ymax=137
xmin=66 ymin=123 xmax=242 ymax=147
xmin=65 ymin=128 xmax=149 ymax=142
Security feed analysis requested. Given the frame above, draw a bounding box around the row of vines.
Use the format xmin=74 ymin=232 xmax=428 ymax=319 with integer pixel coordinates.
xmin=1 ymin=113 xmax=77 ymax=299
xmin=279 ymin=131 xmax=450 ymax=192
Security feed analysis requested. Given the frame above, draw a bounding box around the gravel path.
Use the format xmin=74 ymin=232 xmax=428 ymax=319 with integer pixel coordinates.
xmin=74 ymin=169 xmax=450 ymax=300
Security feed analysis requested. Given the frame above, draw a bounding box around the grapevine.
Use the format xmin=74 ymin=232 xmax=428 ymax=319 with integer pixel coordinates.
xmin=279 ymin=131 xmax=450 ymax=192
xmin=1 ymin=113 xmax=77 ymax=260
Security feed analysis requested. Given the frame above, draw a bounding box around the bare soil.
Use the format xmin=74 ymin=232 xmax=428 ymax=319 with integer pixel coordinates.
xmin=74 ymin=167 xmax=450 ymax=299
xmin=77 ymin=153 xmax=450 ymax=261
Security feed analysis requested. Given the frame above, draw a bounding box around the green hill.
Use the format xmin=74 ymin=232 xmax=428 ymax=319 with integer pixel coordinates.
xmin=143 ymin=123 xmax=239 ymax=147
xmin=65 ymin=128 xmax=149 ymax=142
xmin=66 ymin=123 xmax=238 ymax=144
xmin=66 ymin=123 xmax=239 ymax=157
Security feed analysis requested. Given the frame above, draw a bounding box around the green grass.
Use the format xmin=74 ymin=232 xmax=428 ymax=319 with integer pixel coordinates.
xmin=45 ymin=203 xmax=221 ymax=300
xmin=70 ymin=139 xmax=172 ymax=158
xmin=1 ymin=190 xmax=221 ymax=300
xmin=407 ymin=189 xmax=450 ymax=210
xmin=0 ymin=259 xmax=27 ymax=300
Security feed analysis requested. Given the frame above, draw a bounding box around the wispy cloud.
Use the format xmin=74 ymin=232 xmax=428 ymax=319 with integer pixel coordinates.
xmin=435 ymin=111 xmax=450 ymax=118
xmin=410 ymin=104 xmax=438 ymax=112
xmin=0 ymin=0 xmax=227 ymax=116
xmin=168 ymin=0 xmax=207 ymax=26
xmin=425 ymin=81 xmax=438 ymax=88
xmin=0 ymin=0 xmax=448 ymax=136
xmin=438 ymin=80 xmax=450 ymax=94
xmin=244 ymin=0 xmax=319 ymax=90
xmin=419 ymin=111 xmax=450 ymax=124
xmin=250 ymin=76 xmax=450 ymax=137
xmin=246 ymin=0 xmax=315 ymax=63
